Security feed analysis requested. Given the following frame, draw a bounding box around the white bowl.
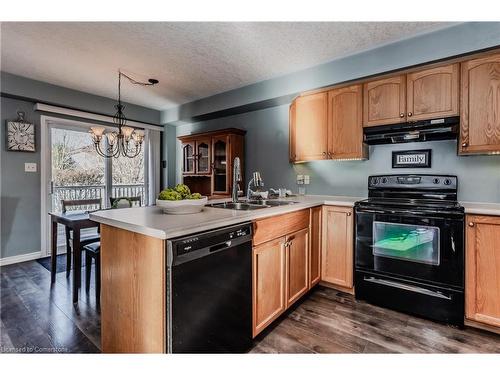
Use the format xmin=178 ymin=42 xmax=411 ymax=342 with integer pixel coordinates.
xmin=156 ymin=197 xmax=208 ymax=214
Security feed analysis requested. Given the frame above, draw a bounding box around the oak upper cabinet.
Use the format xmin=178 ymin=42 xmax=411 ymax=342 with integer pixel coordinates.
xmin=328 ymin=84 xmax=367 ymax=159
xmin=252 ymin=237 xmax=287 ymax=337
xmin=309 ymin=207 xmax=322 ymax=288
xmin=406 ymin=64 xmax=459 ymax=122
xmin=290 ymin=92 xmax=328 ymax=162
xmin=321 ymin=206 xmax=354 ymax=290
xmin=285 ymin=228 xmax=309 ymax=307
xmin=181 ymin=141 xmax=196 ymax=174
xmin=466 ymin=215 xmax=500 ymax=329
xmin=363 ymin=75 xmax=406 ymax=127
xmin=460 ymin=53 xmax=500 ymax=155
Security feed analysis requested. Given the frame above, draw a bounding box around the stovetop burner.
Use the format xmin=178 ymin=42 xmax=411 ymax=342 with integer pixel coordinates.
xmin=356 ymin=197 xmax=463 ymax=210
xmin=356 ymin=174 xmax=463 ymax=213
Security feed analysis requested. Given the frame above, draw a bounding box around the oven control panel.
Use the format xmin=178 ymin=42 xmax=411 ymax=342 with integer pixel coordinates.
xmin=369 ymin=175 xmax=457 ymax=190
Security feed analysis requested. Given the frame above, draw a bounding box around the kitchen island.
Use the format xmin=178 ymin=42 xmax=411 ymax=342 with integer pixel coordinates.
xmin=89 ymin=195 xmax=360 ymax=353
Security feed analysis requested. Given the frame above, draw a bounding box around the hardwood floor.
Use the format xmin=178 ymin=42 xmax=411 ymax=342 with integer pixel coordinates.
xmin=1 ymin=260 xmax=499 ymax=353
xmin=1 ymin=260 xmax=100 ymax=353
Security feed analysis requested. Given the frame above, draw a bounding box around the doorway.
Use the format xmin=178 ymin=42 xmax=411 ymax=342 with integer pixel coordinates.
xmin=40 ymin=117 xmax=148 ymax=256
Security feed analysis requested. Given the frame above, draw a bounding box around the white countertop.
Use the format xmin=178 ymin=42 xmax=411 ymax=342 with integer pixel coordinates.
xmin=89 ymin=195 xmax=362 ymax=240
xmin=461 ymin=201 xmax=500 ymax=216
xmin=89 ymin=195 xmax=500 ymax=240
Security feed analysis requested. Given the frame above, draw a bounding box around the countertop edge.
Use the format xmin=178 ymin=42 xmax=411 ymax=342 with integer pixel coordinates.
xmin=90 ymin=196 xmax=362 ymax=240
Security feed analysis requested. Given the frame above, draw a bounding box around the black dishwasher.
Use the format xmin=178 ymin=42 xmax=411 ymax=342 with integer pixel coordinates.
xmin=166 ymin=222 xmax=253 ymax=353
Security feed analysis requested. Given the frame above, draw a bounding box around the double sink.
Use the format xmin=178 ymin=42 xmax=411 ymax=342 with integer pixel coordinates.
xmin=207 ymin=200 xmax=298 ymax=211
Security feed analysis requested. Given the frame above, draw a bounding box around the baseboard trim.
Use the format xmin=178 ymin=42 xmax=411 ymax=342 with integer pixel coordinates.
xmin=0 ymin=251 xmax=42 ymax=266
xmin=465 ymin=318 xmax=500 ymax=335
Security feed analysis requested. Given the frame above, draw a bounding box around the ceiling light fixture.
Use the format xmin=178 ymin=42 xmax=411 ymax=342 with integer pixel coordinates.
xmin=89 ymin=70 xmax=159 ymax=158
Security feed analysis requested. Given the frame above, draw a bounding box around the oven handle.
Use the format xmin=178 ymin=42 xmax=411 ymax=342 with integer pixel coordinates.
xmin=364 ymin=276 xmax=452 ymax=300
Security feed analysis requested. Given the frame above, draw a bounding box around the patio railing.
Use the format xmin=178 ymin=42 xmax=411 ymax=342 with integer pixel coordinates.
xmin=53 ymin=183 xmax=146 ymax=212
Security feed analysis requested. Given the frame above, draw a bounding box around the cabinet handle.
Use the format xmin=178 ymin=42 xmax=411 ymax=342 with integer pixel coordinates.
xmin=399 ymin=113 xmax=405 ymax=118
xmin=322 ymin=151 xmax=327 ymax=156
xmin=347 ymin=212 xmax=352 ymax=216
xmin=462 ymin=142 xmax=468 ymax=148
xmin=468 ymin=222 xmax=474 ymax=227
xmin=408 ymin=112 xmax=413 ymax=117
xmin=328 ymin=151 xmax=333 ymax=158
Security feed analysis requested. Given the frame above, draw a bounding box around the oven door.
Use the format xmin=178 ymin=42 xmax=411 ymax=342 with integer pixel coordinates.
xmin=355 ymin=207 xmax=464 ymax=289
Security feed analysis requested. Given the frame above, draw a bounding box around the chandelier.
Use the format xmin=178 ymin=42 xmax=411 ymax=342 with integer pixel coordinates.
xmin=89 ymin=71 xmax=159 ymax=158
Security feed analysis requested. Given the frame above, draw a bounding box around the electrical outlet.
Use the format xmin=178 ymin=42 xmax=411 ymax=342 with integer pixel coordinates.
xmin=296 ymin=174 xmax=304 ymax=184
xmin=25 ymin=163 xmax=37 ymax=173
xmin=304 ymin=175 xmax=310 ymax=185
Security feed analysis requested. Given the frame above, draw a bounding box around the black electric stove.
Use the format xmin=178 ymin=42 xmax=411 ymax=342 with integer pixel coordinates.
xmin=354 ymin=174 xmax=465 ymax=326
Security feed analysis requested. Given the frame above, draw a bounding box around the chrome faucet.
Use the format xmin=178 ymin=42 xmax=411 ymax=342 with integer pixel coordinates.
xmin=232 ymin=157 xmax=242 ymax=203
xmin=247 ymin=171 xmax=264 ymax=200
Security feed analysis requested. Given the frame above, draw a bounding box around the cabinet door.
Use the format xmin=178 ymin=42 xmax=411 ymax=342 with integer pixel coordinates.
xmin=285 ymin=228 xmax=309 ymax=307
xmin=466 ymin=215 xmax=500 ymax=328
xmin=181 ymin=141 xmax=196 ymax=174
xmin=407 ymin=63 xmax=459 ymax=122
xmin=253 ymin=237 xmax=286 ymax=337
xmin=460 ymin=53 xmax=500 ymax=155
xmin=321 ymin=206 xmax=354 ymax=289
xmin=195 ymin=138 xmax=211 ymax=175
xmin=328 ymin=84 xmax=367 ymax=160
xmin=211 ymin=136 xmax=230 ymax=195
xmin=309 ymin=207 xmax=322 ymax=288
xmin=363 ymin=75 xmax=406 ymax=127
xmin=290 ymin=92 xmax=328 ymax=162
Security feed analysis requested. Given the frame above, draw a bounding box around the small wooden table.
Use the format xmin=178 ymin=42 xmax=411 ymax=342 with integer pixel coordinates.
xmin=49 ymin=211 xmax=99 ymax=303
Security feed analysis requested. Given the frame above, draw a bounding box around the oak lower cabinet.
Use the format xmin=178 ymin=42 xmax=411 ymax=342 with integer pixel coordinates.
xmin=286 ymin=228 xmax=309 ymax=306
xmin=321 ymin=206 xmax=354 ymax=291
xmin=460 ymin=53 xmax=500 ymax=155
xmin=465 ymin=214 xmax=500 ymax=329
xmin=252 ymin=209 xmax=311 ymax=337
xmin=252 ymin=237 xmax=287 ymax=337
xmin=309 ymin=206 xmax=322 ymax=287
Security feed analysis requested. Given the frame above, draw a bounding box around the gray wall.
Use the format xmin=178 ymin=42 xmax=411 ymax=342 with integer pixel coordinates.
xmin=1 ymin=97 xmax=42 ymax=258
xmin=175 ymin=104 xmax=500 ymax=203
xmin=1 ymin=74 xmax=161 ymax=259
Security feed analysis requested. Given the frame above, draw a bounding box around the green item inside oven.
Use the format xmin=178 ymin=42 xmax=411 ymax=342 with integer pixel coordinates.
xmin=374 ymin=227 xmax=434 ymax=252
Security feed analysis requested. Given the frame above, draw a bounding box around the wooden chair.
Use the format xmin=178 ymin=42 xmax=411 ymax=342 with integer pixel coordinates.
xmin=84 ymin=241 xmax=101 ymax=304
xmin=61 ymin=198 xmax=102 ymax=277
xmin=109 ymin=196 xmax=142 ymax=208
xmin=82 ymin=198 xmax=140 ymax=304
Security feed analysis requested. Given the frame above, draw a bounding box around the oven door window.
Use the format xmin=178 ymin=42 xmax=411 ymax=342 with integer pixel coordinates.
xmin=372 ymin=221 xmax=440 ymax=266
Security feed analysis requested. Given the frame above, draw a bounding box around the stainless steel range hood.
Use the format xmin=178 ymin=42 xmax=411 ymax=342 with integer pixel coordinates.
xmin=364 ymin=117 xmax=459 ymax=145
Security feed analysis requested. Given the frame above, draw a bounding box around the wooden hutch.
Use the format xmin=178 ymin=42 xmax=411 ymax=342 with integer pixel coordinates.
xmin=177 ymin=128 xmax=246 ymax=198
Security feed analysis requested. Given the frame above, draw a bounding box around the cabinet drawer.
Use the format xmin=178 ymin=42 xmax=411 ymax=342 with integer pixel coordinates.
xmin=253 ymin=209 xmax=310 ymax=246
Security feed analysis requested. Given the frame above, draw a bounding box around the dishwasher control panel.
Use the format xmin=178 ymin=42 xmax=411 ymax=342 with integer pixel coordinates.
xmin=172 ymin=223 xmax=252 ymax=256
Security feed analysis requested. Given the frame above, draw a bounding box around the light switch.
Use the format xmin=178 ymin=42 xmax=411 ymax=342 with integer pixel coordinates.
xmin=25 ymin=163 xmax=37 ymax=172
xmin=304 ymin=175 xmax=310 ymax=185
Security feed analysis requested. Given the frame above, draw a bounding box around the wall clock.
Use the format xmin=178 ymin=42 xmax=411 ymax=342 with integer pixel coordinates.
xmin=6 ymin=111 xmax=35 ymax=152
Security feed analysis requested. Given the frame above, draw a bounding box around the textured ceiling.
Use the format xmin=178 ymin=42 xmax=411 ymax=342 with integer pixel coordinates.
xmin=1 ymin=22 xmax=454 ymax=110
